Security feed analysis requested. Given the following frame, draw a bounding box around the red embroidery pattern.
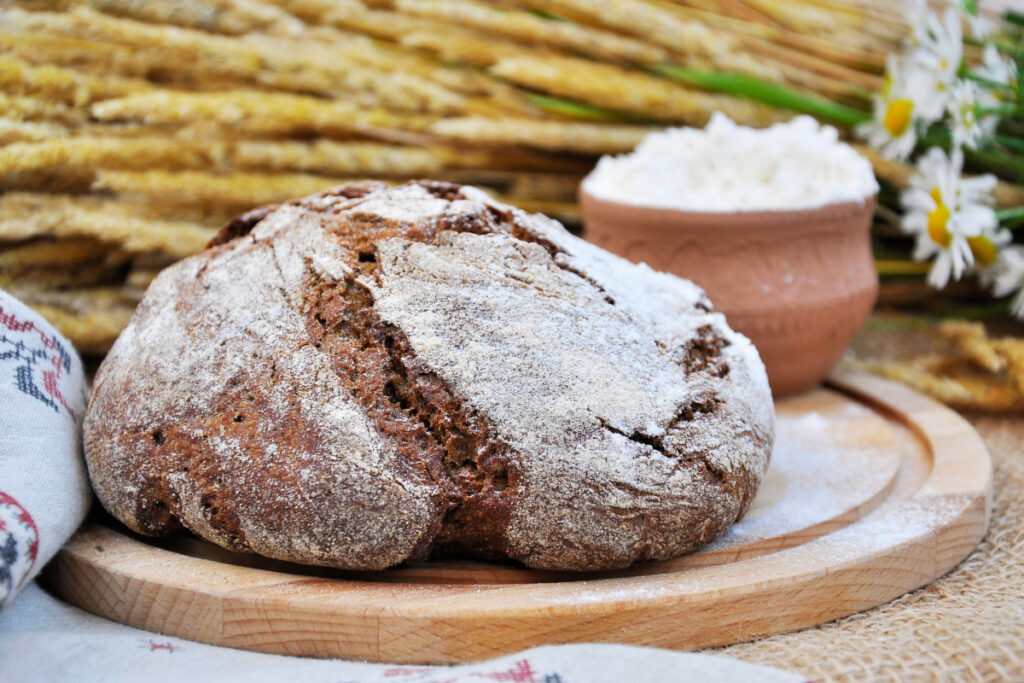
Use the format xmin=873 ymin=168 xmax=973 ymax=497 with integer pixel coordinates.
xmin=0 ymin=298 xmax=76 ymax=417
xmin=468 ymin=659 xmax=536 ymax=682
xmin=146 ymin=640 xmax=178 ymax=653
xmin=381 ymin=658 xmax=562 ymax=683
xmin=0 ymin=490 xmax=38 ymax=604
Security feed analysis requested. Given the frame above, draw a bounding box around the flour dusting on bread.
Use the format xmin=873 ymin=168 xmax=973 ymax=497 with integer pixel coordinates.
xmin=84 ymin=181 xmax=774 ymax=571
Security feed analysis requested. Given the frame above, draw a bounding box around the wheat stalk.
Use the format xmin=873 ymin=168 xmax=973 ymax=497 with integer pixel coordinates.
xmin=0 ymin=193 xmax=215 ymax=256
xmin=491 ymin=55 xmax=784 ymax=126
xmin=67 ymin=0 xmax=305 ymax=35
xmin=92 ymin=91 xmax=434 ymax=136
xmin=93 ymin=169 xmax=356 ymax=208
xmin=3 ymin=6 xmax=466 ymax=112
xmin=513 ymin=0 xmax=781 ymax=79
xmin=431 ymin=117 xmax=657 ymax=154
xmin=395 ymin=0 xmax=668 ymax=63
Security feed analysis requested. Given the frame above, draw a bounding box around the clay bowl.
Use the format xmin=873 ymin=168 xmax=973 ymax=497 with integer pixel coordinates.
xmin=580 ymin=188 xmax=878 ymax=397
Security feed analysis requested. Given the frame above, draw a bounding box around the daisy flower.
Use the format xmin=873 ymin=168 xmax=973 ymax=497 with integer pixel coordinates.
xmin=981 ymin=245 xmax=1024 ymax=320
xmin=962 ymin=0 xmax=993 ymax=39
xmin=948 ymin=79 xmax=998 ymax=150
xmin=858 ymin=56 xmax=944 ymax=160
xmin=966 ymin=13 xmax=993 ymax=40
xmin=901 ymin=147 xmax=999 ymax=288
xmin=976 ymin=43 xmax=1018 ymax=95
xmin=908 ymin=6 xmax=963 ymax=95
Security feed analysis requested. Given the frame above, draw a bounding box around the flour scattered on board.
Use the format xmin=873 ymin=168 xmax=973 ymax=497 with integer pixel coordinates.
xmin=704 ymin=404 xmax=901 ymax=550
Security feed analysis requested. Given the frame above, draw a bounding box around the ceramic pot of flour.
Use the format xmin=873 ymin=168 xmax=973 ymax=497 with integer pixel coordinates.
xmin=578 ymin=114 xmax=879 ymax=397
xmin=580 ymin=190 xmax=878 ymax=397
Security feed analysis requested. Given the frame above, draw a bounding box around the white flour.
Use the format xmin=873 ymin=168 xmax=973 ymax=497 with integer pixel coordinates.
xmin=582 ymin=113 xmax=878 ymax=212
xmin=706 ymin=408 xmax=898 ymax=548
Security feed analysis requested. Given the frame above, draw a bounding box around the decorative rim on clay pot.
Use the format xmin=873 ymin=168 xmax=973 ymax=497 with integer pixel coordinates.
xmin=580 ymin=187 xmax=879 ymax=397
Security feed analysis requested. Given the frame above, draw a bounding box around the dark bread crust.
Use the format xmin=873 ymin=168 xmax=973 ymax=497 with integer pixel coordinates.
xmin=83 ymin=180 xmax=774 ymax=571
xmin=303 ymin=272 xmax=521 ymax=560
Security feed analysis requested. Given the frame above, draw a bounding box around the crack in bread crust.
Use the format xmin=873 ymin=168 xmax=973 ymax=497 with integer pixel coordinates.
xmin=302 ymin=267 xmax=522 ymax=561
xmin=598 ymin=397 xmax=722 ymax=463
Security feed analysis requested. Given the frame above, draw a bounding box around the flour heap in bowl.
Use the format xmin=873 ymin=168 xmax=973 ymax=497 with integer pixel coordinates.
xmin=582 ymin=113 xmax=879 ymax=212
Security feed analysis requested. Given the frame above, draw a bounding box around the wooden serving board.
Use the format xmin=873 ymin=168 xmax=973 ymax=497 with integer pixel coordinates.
xmin=42 ymin=372 xmax=992 ymax=664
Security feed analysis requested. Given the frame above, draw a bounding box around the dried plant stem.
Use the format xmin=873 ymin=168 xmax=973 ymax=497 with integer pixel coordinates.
xmin=92 ymin=91 xmax=433 ymax=137
xmin=93 ymin=169 xmax=354 ymax=209
xmin=0 ymin=54 xmax=148 ymax=106
xmin=430 ymin=117 xmax=657 ymax=154
xmin=491 ymin=56 xmax=784 ymax=126
xmin=394 ymin=0 xmax=668 ymax=63
xmin=0 ymin=193 xmax=215 ymax=257
xmin=514 ymin=0 xmax=781 ymax=79
xmin=2 ymin=6 xmax=465 ymax=112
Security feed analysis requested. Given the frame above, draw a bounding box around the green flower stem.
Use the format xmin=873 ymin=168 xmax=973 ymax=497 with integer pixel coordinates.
xmin=865 ymin=303 xmax=1013 ymax=327
xmin=920 ymin=127 xmax=1024 ymax=178
xmin=1003 ymin=10 xmax=1024 ymax=27
xmin=996 ymin=206 xmax=1024 ymax=221
xmin=981 ymin=40 xmax=1024 ymax=59
xmin=961 ymin=71 xmax=1017 ymax=94
xmin=969 ymin=147 xmax=1024 ymax=178
xmin=650 ymin=65 xmax=870 ymax=127
xmin=994 ymin=134 xmax=1024 ymax=154
xmin=875 ymin=259 xmax=930 ymax=276
xmin=977 ymin=104 xmax=1024 ymax=117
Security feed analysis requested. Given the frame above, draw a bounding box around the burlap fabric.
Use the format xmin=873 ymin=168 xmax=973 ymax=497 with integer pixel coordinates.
xmin=717 ymin=323 xmax=1024 ymax=681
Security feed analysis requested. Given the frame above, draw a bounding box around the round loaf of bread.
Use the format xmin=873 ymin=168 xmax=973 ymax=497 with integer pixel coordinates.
xmin=83 ymin=181 xmax=774 ymax=571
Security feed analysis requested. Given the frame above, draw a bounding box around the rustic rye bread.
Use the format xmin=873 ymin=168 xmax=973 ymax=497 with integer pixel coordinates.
xmin=83 ymin=180 xmax=775 ymax=571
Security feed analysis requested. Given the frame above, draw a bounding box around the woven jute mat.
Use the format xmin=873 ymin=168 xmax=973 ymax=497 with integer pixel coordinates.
xmin=717 ymin=323 xmax=1024 ymax=681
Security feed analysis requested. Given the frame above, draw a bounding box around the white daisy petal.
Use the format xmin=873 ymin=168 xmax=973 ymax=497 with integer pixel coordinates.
xmin=1011 ymin=289 xmax=1024 ymax=320
xmin=912 ymin=229 xmax=936 ymax=260
xmin=967 ymin=12 xmax=993 ymax=40
xmin=982 ymin=245 xmax=1024 ymax=297
xmin=949 ymin=236 xmax=974 ymax=280
xmin=948 ymin=79 xmax=996 ymax=150
xmin=961 ymin=173 xmax=998 ymax=197
xmin=928 ymin=250 xmax=954 ymax=288
xmin=978 ymin=44 xmax=1017 ymax=87
xmin=901 ymin=187 xmax=935 ymax=215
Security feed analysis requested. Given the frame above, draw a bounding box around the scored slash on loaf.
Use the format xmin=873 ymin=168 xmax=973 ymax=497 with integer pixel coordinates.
xmin=83 ymin=181 xmax=774 ymax=571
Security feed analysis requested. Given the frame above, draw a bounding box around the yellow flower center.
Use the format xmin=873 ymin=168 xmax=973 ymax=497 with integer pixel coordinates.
xmin=927 ymin=188 xmax=952 ymax=247
xmin=968 ymin=235 xmax=999 ymax=266
xmin=884 ymin=99 xmax=914 ymax=138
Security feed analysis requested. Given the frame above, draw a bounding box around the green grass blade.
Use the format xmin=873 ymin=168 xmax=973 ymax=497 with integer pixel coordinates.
xmin=996 ymin=205 xmax=1024 ymax=221
xmin=522 ymin=93 xmax=649 ymax=122
xmin=652 ymin=65 xmax=870 ymax=127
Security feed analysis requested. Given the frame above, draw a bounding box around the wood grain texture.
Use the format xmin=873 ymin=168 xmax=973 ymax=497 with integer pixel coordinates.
xmin=42 ymin=372 xmax=992 ymax=664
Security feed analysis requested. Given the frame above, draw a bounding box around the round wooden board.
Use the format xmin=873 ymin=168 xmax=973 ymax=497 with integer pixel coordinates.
xmin=42 ymin=372 xmax=992 ymax=664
